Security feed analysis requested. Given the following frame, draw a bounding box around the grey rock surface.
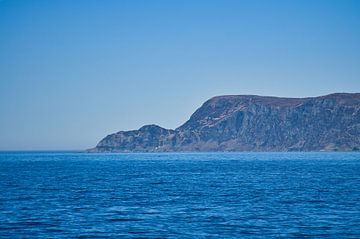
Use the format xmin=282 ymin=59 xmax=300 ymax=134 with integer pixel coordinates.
xmin=88 ymin=93 xmax=360 ymax=152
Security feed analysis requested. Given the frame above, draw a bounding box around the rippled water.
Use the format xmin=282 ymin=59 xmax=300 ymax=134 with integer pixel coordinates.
xmin=0 ymin=152 xmax=360 ymax=238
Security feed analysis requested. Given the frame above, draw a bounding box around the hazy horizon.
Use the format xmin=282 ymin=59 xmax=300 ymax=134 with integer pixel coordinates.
xmin=1 ymin=0 xmax=360 ymax=150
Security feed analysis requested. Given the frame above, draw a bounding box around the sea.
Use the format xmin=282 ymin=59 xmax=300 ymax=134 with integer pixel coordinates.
xmin=0 ymin=152 xmax=359 ymax=238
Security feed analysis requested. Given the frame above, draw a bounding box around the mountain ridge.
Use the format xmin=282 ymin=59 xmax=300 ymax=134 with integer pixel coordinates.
xmin=88 ymin=93 xmax=360 ymax=152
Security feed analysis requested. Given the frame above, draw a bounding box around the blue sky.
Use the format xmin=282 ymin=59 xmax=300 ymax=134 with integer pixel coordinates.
xmin=0 ymin=0 xmax=360 ymax=150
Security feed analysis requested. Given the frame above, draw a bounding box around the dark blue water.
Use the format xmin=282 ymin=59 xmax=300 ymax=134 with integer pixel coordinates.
xmin=0 ymin=152 xmax=360 ymax=238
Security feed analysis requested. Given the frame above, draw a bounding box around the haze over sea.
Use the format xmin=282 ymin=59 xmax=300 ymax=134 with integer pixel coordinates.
xmin=1 ymin=152 xmax=359 ymax=238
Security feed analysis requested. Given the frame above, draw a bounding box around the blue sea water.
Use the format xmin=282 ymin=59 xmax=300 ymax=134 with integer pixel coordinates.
xmin=0 ymin=152 xmax=360 ymax=238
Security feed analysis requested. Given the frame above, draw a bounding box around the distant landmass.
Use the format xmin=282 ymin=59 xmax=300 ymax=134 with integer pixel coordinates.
xmin=88 ymin=93 xmax=360 ymax=152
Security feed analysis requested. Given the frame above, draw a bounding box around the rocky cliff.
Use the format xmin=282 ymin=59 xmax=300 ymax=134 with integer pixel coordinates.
xmin=88 ymin=93 xmax=360 ymax=152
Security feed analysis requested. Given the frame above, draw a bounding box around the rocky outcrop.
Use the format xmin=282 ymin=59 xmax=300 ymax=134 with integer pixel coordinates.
xmin=88 ymin=93 xmax=360 ymax=152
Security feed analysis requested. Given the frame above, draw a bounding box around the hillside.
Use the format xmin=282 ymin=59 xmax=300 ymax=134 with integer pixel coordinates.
xmin=88 ymin=93 xmax=360 ymax=152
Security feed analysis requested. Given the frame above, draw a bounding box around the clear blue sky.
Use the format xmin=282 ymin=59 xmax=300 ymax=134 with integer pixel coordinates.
xmin=0 ymin=0 xmax=359 ymax=150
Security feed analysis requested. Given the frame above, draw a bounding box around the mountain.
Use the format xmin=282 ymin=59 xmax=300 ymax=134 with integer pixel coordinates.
xmin=88 ymin=93 xmax=360 ymax=152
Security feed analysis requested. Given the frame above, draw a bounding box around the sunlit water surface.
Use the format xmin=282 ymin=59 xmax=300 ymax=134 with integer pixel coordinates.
xmin=1 ymin=152 xmax=359 ymax=238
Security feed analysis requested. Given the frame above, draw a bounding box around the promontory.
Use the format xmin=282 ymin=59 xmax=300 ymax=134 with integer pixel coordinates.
xmin=88 ymin=93 xmax=360 ymax=152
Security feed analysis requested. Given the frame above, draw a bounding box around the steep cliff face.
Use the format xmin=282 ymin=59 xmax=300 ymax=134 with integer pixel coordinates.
xmin=88 ymin=93 xmax=360 ymax=152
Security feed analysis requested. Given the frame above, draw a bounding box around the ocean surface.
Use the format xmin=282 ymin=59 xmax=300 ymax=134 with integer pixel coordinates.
xmin=0 ymin=152 xmax=359 ymax=238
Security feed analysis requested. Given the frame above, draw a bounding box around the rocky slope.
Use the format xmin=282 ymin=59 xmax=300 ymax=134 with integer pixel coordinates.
xmin=88 ymin=93 xmax=360 ymax=152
